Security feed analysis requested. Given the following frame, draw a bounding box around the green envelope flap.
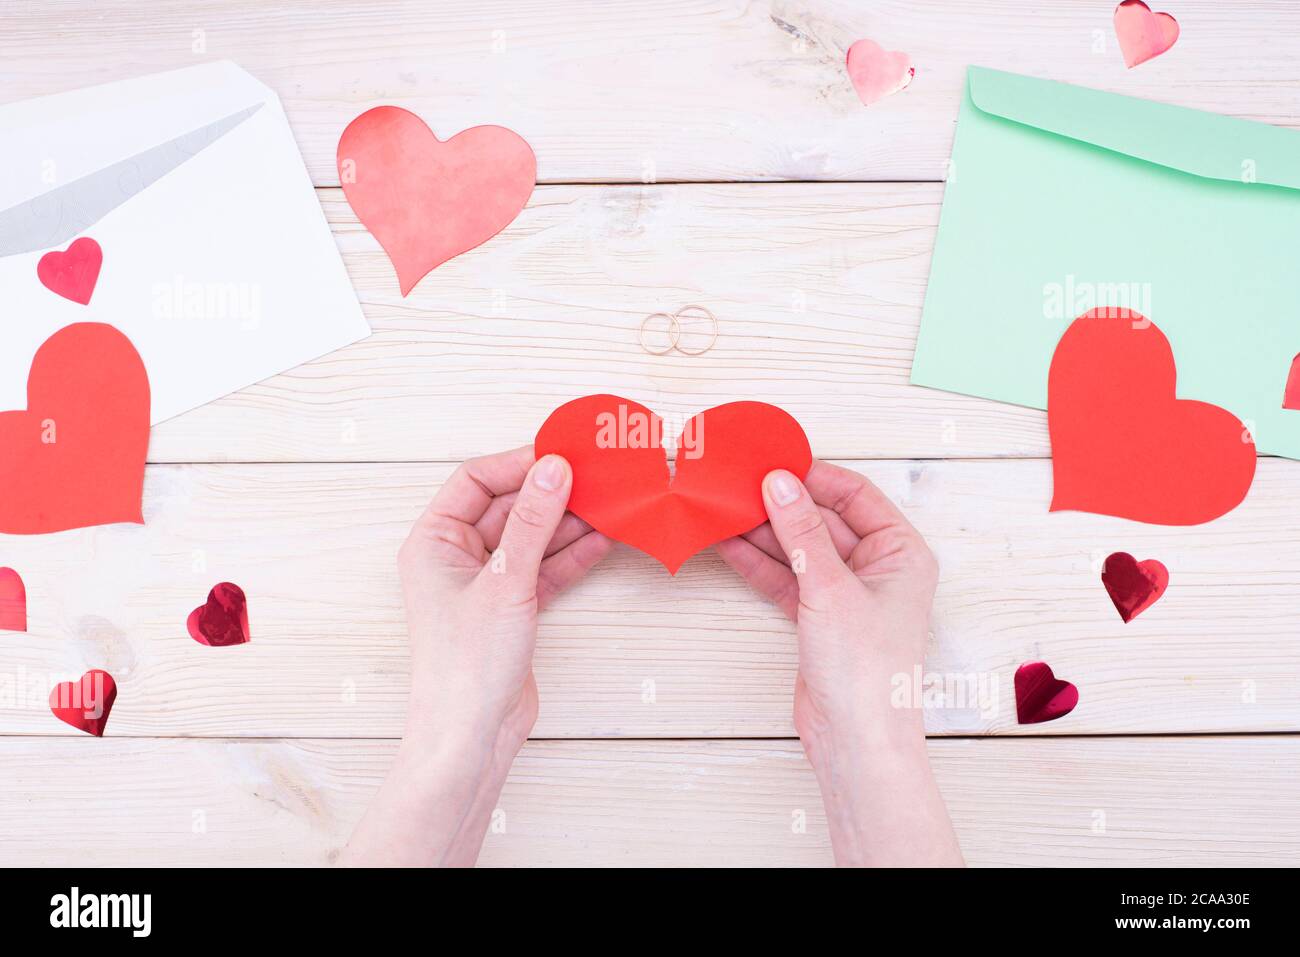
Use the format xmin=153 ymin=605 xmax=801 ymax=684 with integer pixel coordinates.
xmin=968 ymin=66 xmax=1300 ymax=191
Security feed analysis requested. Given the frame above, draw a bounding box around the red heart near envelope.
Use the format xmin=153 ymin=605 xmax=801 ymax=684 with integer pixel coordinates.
xmin=1048 ymin=309 xmax=1256 ymax=525
xmin=0 ymin=323 xmax=150 ymax=534
xmin=535 ymin=395 xmax=812 ymax=574
xmin=337 ymin=106 xmax=536 ymax=296
xmin=36 ymin=237 xmax=102 ymax=305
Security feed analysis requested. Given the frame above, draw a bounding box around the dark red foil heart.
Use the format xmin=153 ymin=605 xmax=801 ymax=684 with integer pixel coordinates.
xmin=187 ymin=583 xmax=251 ymax=647
xmin=1101 ymin=552 xmax=1169 ymax=623
xmin=1014 ymin=661 xmax=1078 ymax=725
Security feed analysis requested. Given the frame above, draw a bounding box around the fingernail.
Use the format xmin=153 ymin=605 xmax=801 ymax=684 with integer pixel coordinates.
xmin=766 ymin=470 xmax=801 ymax=507
xmin=534 ymin=454 xmax=567 ymax=491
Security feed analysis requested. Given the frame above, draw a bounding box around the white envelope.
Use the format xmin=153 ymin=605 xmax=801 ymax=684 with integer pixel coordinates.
xmin=0 ymin=61 xmax=369 ymax=423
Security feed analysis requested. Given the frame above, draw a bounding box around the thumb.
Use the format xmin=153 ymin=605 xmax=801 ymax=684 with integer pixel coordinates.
xmin=488 ymin=454 xmax=572 ymax=601
xmin=762 ymin=469 xmax=845 ymax=592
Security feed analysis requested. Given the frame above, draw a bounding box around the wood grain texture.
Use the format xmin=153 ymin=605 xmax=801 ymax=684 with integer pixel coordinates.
xmin=2 ymin=460 xmax=1296 ymax=738
xmin=147 ymin=183 xmax=1055 ymax=462
xmin=4 ymin=2 xmax=1297 ymax=184
xmin=2 ymin=736 xmax=1296 ymax=867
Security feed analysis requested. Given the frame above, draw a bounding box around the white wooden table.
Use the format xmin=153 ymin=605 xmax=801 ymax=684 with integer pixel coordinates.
xmin=2 ymin=0 xmax=1299 ymax=866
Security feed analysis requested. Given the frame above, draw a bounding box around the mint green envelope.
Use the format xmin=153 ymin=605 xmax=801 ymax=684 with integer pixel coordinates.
xmin=911 ymin=67 xmax=1300 ymax=457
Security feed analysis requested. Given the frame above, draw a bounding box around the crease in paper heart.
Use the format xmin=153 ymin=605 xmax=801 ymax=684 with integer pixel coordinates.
xmin=535 ymin=395 xmax=812 ymax=574
xmin=36 ymin=237 xmax=102 ymax=304
xmin=337 ymin=106 xmax=536 ymax=296
xmin=1047 ymin=308 xmax=1256 ymax=525
xmin=1014 ymin=661 xmax=1078 ymax=724
xmin=0 ymin=568 xmax=27 ymax=632
xmin=187 ymin=582 xmax=251 ymax=646
xmin=49 ymin=669 xmax=117 ymax=737
xmin=1102 ymin=551 xmax=1169 ymax=622
xmin=846 ymin=38 xmax=915 ymax=106
xmin=1284 ymin=353 xmax=1300 ymax=410
xmin=1114 ymin=0 xmax=1180 ymax=69
xmin=0 ymin=323 xmax=150 ymax=534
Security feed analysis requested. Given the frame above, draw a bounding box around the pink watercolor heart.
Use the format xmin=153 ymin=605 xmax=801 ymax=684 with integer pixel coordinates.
xmin=846 ymin=39 xmax=914 ymax=107
xmin=1114 ymin=1 xmax=1180 ymax=69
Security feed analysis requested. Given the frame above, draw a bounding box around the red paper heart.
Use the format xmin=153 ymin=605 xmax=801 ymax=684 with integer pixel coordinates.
xmin=1283 ymin=353 xmax=1300 ymax=410
xmin=337 ymin=107 xmax=536 ymax=296
xmin=49 ymin=669 xmax=117 ymax=737
xmin=1102 ymin=552 xmax=1169 ymax=623
xmin=0 ymin=323 xmax=150 ymax=534
xmin=1014 ymin=662 xmax=1078 ymax=724
xmin=1114 ymin=0 xmax=1179 ymax=69
xmin=535 ymin=395 xmax=812 ymax=574
xmin=846 ymin=38 xmax=915 ymax=106
xmin=0 ymin=568 xmax=26 ymax=632
xmin=1048 ymin=309 xmax=1256 ymax=525
xmin=187 ymin=582 xmax=250 ymax=646
xmin=37 ymin=237 xmax=103 ymax=305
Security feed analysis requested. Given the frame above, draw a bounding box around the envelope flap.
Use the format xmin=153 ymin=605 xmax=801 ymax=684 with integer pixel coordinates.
xmin=968 ymin=66 xmax=1300 ymax=191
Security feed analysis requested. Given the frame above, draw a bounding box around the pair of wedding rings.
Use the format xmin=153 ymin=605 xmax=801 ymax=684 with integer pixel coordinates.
xmin=638 ymin=305 xmax=719 ymax=356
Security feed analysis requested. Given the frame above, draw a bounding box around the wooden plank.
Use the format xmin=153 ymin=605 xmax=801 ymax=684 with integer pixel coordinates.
xmin=2 ymin=460 xmax=1297 ymax=738
xmin=146 ymin=183 xmax=1058 ymax=462
xmin=0 ymin=736 xmax=1295 ymax=866
xmin=4 ymin=2 xmax=1297 ymax=184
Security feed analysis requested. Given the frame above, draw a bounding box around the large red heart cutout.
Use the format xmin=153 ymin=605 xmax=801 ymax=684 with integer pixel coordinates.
xmin=535 ymin=395 xmax=812 ymax=574
xmin=0 ymin=323 xmax=150 ymax=534
xmin=1048 ymin=309 xmax=1256 ymax=525
xmin=37 ymin=237 xmax=103 ymax=305
xmin=187 ymin=582 xmax=251 ymax=647
xmin=49 ymin=669 xmax=117 ymax=737
xmin=1014 ymin=661 xmax=1078 ymax=725
xmin=1101 ymin=551 xmax=1169 ymax=623
xmin=337 ymin=106 xmax=536 ymax=296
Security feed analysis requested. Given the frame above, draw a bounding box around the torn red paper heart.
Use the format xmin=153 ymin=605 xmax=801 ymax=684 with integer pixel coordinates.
xmin=37 ymin=237 xmax=103 ymax=305
xmin=1283 ymin=353 xmax=1300 ymax=410
xmin=187 ymin=582 xmax=250 ymax=647
xmin=535 ymin=395 xmax=812 ymax=574
xmin=0 ymin=568 xmax=26 ymax=632
xmin=49 ymin=669 xmax=117 ymax=737
xmin=1114 ymin=0 xmax=1179 ymax=69
xmin=1048 ymin=309 xmax=1256 ymax=525
xmin=1102 ymin=552 xmax=1169 ymax=623
xmin=337 ymin=106 xmax=535 ymax=296
xmin=0 ymin=323 xmax=150 ymax=534
xmin=1014 ymin=662 xmax=1078 ymax=724
xmin=846 ymin=38 xmax=914 ymax=106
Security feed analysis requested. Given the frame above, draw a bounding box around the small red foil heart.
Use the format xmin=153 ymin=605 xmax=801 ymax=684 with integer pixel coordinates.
xmin=1283 ymin=353 xmax=1300 ymax=410
xmin=536 ymin=395 xmax=812 ymax=574
xmin=37 ymin=237 xmax=103 ymax=305
xmin=1102 ymin=552 xmax=1169 ymax=623
xmin=1048 ymin=309 xmax=1256 ymax=525
xmin=49 ymin=669 xmax=117 ymax=737
xmin=187 ymin=583 xmax=251 ymax=647
xmin=1113 ymin=1 xmax=1179 ymax=69
xmin=1014 ymin=662 xmax=1078 ymax=724
xmin=0 ymin=568 xmax=26 ymax=632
